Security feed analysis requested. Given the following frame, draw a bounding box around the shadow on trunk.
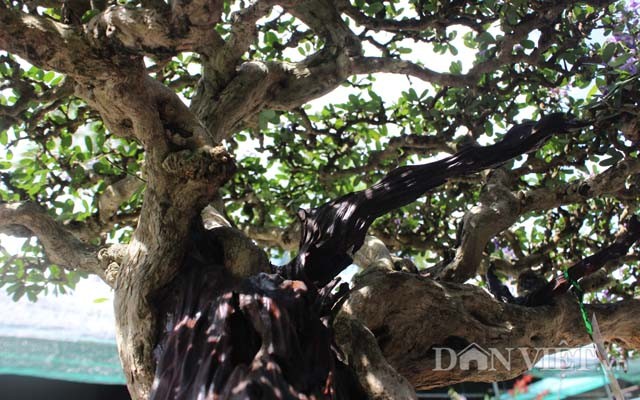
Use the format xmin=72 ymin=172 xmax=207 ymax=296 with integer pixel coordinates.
xmin=150 ymin=113 xmax=586 ymax=399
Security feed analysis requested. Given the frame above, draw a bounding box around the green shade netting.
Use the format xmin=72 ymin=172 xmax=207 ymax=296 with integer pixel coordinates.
xmin=0 ymin=335 xmax=125 ymax=384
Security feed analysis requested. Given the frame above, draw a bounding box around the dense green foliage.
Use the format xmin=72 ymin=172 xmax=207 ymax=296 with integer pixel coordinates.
xmin=0 ymin=0 xmax=639 ymax=303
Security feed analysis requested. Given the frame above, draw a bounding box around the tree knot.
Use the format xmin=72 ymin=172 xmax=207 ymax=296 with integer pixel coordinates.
xmin=98 ymin=244 xmax=128 ymax=285
xmin=162 ymin=145 xmax=236 ymax=182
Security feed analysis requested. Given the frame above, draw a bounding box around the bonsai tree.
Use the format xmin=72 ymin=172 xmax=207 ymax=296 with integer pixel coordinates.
xmin=0 ymin=0 xmax=638 ymax=398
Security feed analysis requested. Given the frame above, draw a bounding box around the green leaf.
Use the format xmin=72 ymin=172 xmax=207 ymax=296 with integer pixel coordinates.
xmin=265 ymin=31 xmax=278 ymax=45
xmin=43 ymin=71 xmax=55 ymax=83
xmin=93 ymin=297 xmax=109 ymax=303
xmin=609 ymin=53 xmax=633 ymax=68
xmin=259 ymin=110 xmax=277 ymax=130
xmin=61 ymin=134 xmax=72 ymax=148
xmin=27 ymin=289 xmax=37 ymax=302
xmin=477 ymin=32 xmax=495 ymax=44
xmin=521 ymin=39 xmax=535 ymax=49
xmin=12 ymin=286 xmax=25 ymax=302
xmin=85 ymin=136 xmax=93 ymax=153
xmin=505 ymin=8 xmax=519 ymax=25
xmin=599 ymin=151 xmax=623 ymax=167
xmin=449 ymin=60 xmax=462 ymax=74
xmin=368 ymin=2 xmax=384 ymax=14
xmin=602 ymin=42 xmax=616 ymax=63
xmin=586 ymin=84 xmax=599 ymax=100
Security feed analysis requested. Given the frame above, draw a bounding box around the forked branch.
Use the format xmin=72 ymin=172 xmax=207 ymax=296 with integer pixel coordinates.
xmin=287 ymin=113 xmax=586 ymax=287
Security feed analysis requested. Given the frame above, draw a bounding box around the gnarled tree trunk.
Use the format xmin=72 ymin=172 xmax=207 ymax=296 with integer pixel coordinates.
xmin=1 ymin=1 xmax=638 ymax=399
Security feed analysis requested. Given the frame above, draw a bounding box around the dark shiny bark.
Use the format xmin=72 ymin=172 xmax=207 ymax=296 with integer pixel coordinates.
xmin=151 ymin=113 xmax=582 ymax=399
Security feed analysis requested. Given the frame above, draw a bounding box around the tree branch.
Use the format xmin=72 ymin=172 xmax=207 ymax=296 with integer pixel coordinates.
xmin=85 ymin=1 xmax=224 ymax=55
xmin=188 ymin=0 xmax=277 ymax=132
xmin=0 ymin=201 xmax=110 ymax=285
xmin=284 ymin=0 xmax=361 ymax=55
xmin=194 ymin=49 xmax=360 ymax=142
xmin=192 ymin=1 xmax=361 ymax=142
xmin=338 ymin=0 xmax=493 ymax=32
xmin=265 ymin=54 xmax=356 ymax=110
xmin=439 ymin=158 xmax=640 ymax=283
xmin=194 ymin=61 xmax=276 ymax=142
xmin=334 ymin=312 xmax=418 ymax=400
xmin=437 ymin=168 xmax=520 ymax=282
xmin=320 ymin=133 xmax=456 ymax=182
xmin=98 ymin=175 xmax=145 ymax=223
xmin=345 ymin=268 xmax=640 ymax=390
xmin=351 ymin=57 xmax=473 ymax=87
xmin=286 ymin=113 xmax=583 ymax=288
xmin=349 ymin=3 xmax=569 ymax=88
xmin=243 ymin=224 xmax=299 ymax=251
xmin=522 ymin=158 xmax=640 ymax=213
xmin=0 ymin=6 xmax=106 ymax=77
xmin=170 ymin=0 xmax=221 ymax=28
xmin=523 ymin=215 xmax=640 ymax=306
xmin=214 ymin=0 xmax=276 ymax=72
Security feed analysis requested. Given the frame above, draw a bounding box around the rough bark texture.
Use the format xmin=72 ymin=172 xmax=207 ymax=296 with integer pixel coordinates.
xmin=344 ymin=268 xmax=640 ymax=390
xmin=333 ymin=306 xmax=418 ymax=400
xmin=1 ymin=1 xmax=638 ymax=399
xmin=146 ymin=114 xmax=598 ymax=399
xmin=0 ymin=201 xmax=110 ymax=283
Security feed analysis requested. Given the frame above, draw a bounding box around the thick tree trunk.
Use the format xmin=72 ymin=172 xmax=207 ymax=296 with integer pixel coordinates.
xmin=142 ymin=226 xmax=640 ymax=399
xmin=343 ymin=267 xmax=640 ymax=390
xmin=143 ymin=114 xmax=623 ymax=399
xmin=1 ymin=4 xmax=635 ymax=399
